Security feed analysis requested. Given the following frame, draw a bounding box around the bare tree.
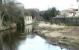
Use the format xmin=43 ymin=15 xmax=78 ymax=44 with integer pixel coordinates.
xmin=0 ymin=0 xmax=25 ymax=33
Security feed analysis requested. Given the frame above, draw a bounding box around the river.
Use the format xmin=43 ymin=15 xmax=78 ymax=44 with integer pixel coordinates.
xmin=0 ymin=24 xmax=78 ymax=50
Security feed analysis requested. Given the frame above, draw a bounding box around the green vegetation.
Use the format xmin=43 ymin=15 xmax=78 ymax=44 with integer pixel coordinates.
xmin=40 ymin=7 xmax=59 ymax=22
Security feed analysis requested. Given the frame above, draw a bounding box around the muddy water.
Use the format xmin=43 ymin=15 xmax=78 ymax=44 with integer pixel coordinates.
xmin=0 ymin=25 xmax=78 ymax=50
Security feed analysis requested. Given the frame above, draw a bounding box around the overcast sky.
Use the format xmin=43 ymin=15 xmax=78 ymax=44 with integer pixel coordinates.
xmin=17 ymin=0 xmax=78 ymax=11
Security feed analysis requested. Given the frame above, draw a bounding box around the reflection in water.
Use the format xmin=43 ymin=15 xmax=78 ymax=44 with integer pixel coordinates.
xmin=25 ymin=25 xmax=32 ymax=33
xmin=1 ymin=31 xmax=27 ymax=50
xmin=18 ymin=35 xmax=67 ymax=50
xmin=0 ymin=24 xmax=78 ymax=50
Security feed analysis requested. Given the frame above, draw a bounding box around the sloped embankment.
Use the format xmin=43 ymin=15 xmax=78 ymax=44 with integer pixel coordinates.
xmin=38 ymin=21 xmax=79 ymax=50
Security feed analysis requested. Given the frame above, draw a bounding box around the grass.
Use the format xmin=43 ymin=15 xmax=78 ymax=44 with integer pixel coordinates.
xmin=37 ymin=21 xmax=79 ymax=49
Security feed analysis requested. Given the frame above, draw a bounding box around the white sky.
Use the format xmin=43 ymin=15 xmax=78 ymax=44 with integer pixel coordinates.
xmin=17 ymin=0 xmax=78 ymax=11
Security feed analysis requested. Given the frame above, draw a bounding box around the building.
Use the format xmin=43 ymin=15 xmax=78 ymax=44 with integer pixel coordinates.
xmin=24 ymin=16 xmax=33 ymax=25
xmin=24 ymin=9 xmax=40 ymax=25
xmin=77 ymin=0 xmax=79 ymax=11
xmin=59 ymin=8 xmax=78 ymax=17
xmin=24 ymin=9 xmax=40 ymax=20
xmin=56 ymin=0 xmax=79 ymax=17
xmin=76 ymin=0 xmax=79 ymax=16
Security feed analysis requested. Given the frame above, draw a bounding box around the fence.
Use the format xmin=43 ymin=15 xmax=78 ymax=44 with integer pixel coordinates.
xmin=52 ymin=17 xmax=79 ymax=26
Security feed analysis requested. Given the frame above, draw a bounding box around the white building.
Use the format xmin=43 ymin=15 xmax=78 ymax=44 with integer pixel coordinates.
xmin=77 ymin=0 xmax=79 ymax=11
xmin=76 ymin=0 xmax=79 ymax=16
xmin=60 ymin=8 xmax=78 ymax=17
xmin=56 ymin=0 xmax=79 ymax=17
xmin=25 ymin=16 xmax=33 ymax=25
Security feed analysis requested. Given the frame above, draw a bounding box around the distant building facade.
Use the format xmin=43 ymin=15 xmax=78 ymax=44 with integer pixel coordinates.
xmin=57 ymin=8 xmax=79 ymax=17
xmin=24 ymin=8 xmax=40 ymax=25
xmin=76 ymin=0 xmax=79 ymax=17
xmin=25 ymin=16 xmax=33 ymax=25
xmin=77 ymin=0 xmax=79 ymax=11
xmin=56 ymin=0 xmax=79 ymax=17
xmin=62 ymin=8 xmax=78 ymax=17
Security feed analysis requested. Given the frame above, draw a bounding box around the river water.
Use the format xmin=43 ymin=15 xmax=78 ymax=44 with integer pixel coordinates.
xmin=0 ymin=24 xmax=78 ymax=50
xmin=18 ymin=34 xmax=67 ymax=50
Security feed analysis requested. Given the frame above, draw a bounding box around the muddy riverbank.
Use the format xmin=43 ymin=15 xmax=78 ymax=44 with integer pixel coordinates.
xmin=37 ymin=21 xmax=79 ymax=50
